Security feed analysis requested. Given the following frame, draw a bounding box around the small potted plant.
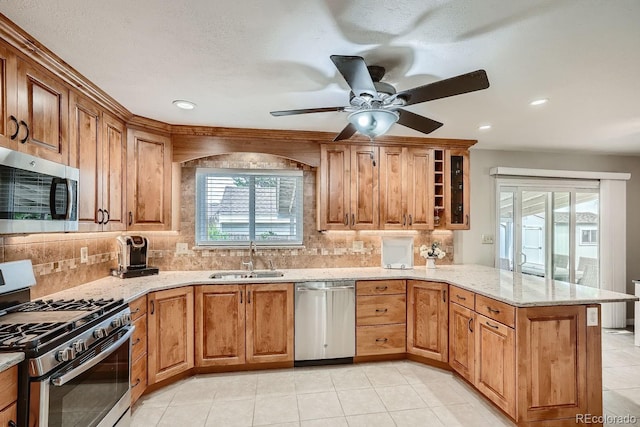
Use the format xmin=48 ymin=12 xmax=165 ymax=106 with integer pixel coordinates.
xmin=420 ymin=242 xmax=446 ymax=269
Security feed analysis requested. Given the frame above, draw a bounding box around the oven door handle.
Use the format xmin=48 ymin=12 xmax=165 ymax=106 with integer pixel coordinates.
xmin=51 ymin=327 xmax=134 ymax=387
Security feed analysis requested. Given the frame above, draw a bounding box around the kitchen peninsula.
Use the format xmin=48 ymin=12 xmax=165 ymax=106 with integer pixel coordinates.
xmin=43 ymin=264 xmax=636 ymax=427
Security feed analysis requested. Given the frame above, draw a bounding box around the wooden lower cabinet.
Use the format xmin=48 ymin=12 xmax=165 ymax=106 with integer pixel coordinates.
xmin=516 ymin=305 xmax=593 ymax=424
xmin=130 ymin=295 xmax=148 ymax=404
xmin=448 ymin=301 xmax=475 ymax=383
xmin=0 ymin=366 xmax=17 ymax=427
xmin=475 ymin=313 xmax=515 ymax=417
xmin=407 ymin=280 xmax=448 ymax=362
xmin=195 ymin=283 xmax=293 ymax=367
xmin=147 ymin=287 xmax=194 ymax=384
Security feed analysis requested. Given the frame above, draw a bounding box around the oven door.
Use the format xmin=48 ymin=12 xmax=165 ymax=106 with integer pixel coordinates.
xmin=30 ymin=327 xmax=133 ymax=427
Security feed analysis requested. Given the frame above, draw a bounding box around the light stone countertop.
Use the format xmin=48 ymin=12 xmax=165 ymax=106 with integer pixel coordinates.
xmin=42 ymin=264 xmax=638 ymax=307
xmin=0 ymin=352 xmax=24 ymax=373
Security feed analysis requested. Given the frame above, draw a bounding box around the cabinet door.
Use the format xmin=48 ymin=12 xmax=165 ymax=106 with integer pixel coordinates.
xmin=126 ymin=128 xmax=172 ymax=230
xmin=449 ymin=302 xmax=475 ymax=383
xmin=379 ymin=146 xmax=405 ymax=230
xmin=475 ymin=313 xmax=515 ymax=418
xmin=405 ymin=147 xmax=433 ymax=230
xmin=350 ymin=145 xmax=378 ymax=229
xmin=318 ymin=144 xmax=350 ymax=230
xmin=516 ymin=305 xmax=587 ymax=422
xmin=16 ymin=58 xmax=69 ymax=164
xmin=101 ymin=112 xmax=126 ymax=231
xmin=246 ymin=283 xmax=293 ymax=364
xmin=195 ymin=285 xmax=246 ymax=366
xmin=0 ymin=41 xmax=17 ymax=148
xmin=147 ymin=287 xmax=194 ymax=384
xmin=445 ymin=149 xmax=470 ymax=229
xmin=70 ymin=92 xmax=102 ymax=231
xmin=407 ymin=280 xmax=448 ymax=362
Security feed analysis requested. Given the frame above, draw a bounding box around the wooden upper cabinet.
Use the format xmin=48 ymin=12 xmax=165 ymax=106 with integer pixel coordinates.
xmin=379 ymin=146 xmax=433 ymax=230
xmin=318 ymin=143 xmax=378 ymax=230
xmin=15 ymin=57 xmax=69 ymax=164
xmin=195 ymin=285 xmax=246 ymax=366
xmin=246 ymin=283 xmax=294 ymax=364
xmin=407 ymin=280 xmax=448 ymax=362
xmin=71 ymin=93 xmax=126 ymax=231
xmin=126 ymin=128 xmax=172 ymax=230
xmin=445 ymin=149 xmax=470 ymax=229
xmin=147 ymin=287 xmax=194 ymax=384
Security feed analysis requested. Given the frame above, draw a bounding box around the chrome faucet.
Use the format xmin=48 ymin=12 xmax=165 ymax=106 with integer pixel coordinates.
xmin=242 ymin=240 xmax=256 ymax=271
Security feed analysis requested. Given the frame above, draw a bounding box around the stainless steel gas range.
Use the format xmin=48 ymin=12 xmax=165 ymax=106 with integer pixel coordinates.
xmin=0 ymin=260 xmax=133 ymax=427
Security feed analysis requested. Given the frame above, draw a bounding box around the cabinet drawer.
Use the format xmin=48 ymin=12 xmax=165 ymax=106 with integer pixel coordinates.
xmin=356 ymin=324 xmax=406 ymax=355
xmin=129 ymin=296 xmax=147 ymax=321
xmin=0 ymin=402 xmax=17 ymax=427
xmin=132 ymin=315 xmax=147 ymax=362
xmin=450 ymin=285 xmax=475 ymax=310
xmin=357 ymin=280 xmax=406 ymax=296
xmin=0 ymin=366 xmax=17 ymax=411
xmin=475 ymin=295 xmax=515 ymax=328
xmin=357 ymin=295 xmax=406 ymax=326
xmin=131 ymin=354 xmax=147 ymax=404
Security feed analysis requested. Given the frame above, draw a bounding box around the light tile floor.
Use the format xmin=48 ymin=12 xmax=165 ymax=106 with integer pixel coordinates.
xmin=132 ymin=329 xmax=640 ymax=427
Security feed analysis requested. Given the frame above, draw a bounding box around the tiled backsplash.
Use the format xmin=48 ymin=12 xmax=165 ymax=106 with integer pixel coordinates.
xmin=0 ymin=153 xmax=452 ymax=297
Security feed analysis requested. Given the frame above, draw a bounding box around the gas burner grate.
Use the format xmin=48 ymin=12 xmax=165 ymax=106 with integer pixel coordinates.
xmin=0 ymin=322 xmax=72 ymax=348
xmin=16 ymin=298 xmax=115 ymax=312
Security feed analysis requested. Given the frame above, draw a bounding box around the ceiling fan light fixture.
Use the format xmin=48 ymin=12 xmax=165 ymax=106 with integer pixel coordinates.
xmin=172 ymin=99 xmax=196 ymax=110
xmin=348 ymin=109 xmax=399 ymax=138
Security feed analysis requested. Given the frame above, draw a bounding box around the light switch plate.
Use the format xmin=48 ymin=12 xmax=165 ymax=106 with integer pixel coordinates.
xmin=481 ymin=234 xmax=494 ymax=244
xmin=587 ymin=307 xmax=599 ymax=326
xmin=352 ymin=240 xmax=364 ymax=252
xmin=80 ymin=247 xmax=88 ymax=263
xmin=176 ymin=243 xmax=189 ymax=255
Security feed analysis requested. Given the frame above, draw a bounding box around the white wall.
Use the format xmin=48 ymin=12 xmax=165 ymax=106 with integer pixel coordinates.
xmin=456 ymin=148 xmax=640 ymax=321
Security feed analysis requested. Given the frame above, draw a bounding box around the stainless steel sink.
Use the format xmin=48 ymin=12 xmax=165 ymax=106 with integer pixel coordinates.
xmin=209 ymin=270 xmax=285 ymax=279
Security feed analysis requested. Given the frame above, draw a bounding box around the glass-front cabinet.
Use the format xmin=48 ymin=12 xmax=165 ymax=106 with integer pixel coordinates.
xmin=445 ymin=149 xmax=470 ymax=229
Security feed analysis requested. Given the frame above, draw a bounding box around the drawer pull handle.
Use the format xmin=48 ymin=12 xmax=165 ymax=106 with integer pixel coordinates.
xmin=132 ymin=338 xmax=141 ymax=346
xmin=468 ymin=317 xmax=474 ymax=332
xmin=486 ymin=321 xmax=499 ymax=330
xmin=344 ymin=214 xmax=349 ymax=226
xmin=131 ymin=307 xmax=141 ymax=314
xmin=131 ymin=378 xmax=141 ymax=388
xmin=487 ymin=307 xmax=501 ymax=314
xmin=375 ymin=338 xmax=388 ymax=343
xmin=443 ymin=290 xmax=447 ymax=303
xmin=456 ymin=295 xmax=467 ymax=301
xmin=375 ymin=308 xmax=388 ymax=313
xmin=19 ymin=120 xmax=29 ymax=144
xmin=375 ymin=286 xmax=388 ymax=291
xmin=9 ymin=115 xmax=19 ymax=140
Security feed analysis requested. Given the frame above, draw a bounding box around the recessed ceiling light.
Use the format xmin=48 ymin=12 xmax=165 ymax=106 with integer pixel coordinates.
xmin=529 ymin=98 xmax=548 ymax=106
xmin=172 ymin=100 xmax=196 ymax=110
xmin=478 ymin=124 xmax=492 ymax=131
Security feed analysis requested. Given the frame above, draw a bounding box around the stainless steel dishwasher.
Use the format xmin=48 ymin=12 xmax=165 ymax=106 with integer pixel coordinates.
xmin=294 ymin=281 xmax=355 ymax=365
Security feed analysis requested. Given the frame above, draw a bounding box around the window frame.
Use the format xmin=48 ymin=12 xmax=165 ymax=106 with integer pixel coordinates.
xmin=195 ymin=168 xmax=304 ymax=247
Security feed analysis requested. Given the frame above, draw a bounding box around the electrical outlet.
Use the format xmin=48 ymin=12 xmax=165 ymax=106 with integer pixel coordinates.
xmin=176 ymin=242 xmax=189 ymax=255
xmin=352 ymin=240 xmax=364 ymax=252
xmin=80 ymin=247 xmax=88 ymax=263
xmin=481 ymin=234 xmax=494 ymax=244
xmin=587 ymin=307 xmax=599 ymax=326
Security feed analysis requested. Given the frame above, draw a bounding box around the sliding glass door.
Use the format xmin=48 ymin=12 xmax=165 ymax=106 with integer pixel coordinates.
xmin=496 ymin=180 xmax=599 ymax=286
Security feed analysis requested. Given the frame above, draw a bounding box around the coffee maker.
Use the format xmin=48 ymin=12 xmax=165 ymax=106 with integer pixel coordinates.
xmin=114 ymin=235 xmax=159 ymax=278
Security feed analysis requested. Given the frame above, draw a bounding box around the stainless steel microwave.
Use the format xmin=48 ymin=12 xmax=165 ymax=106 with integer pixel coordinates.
xmin=0 ymin=146 xmax=78 ymax=233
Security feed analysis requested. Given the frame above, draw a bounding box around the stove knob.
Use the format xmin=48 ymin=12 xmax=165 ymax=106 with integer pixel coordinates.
xmin=55 ymin=349 xmax=69 ymax=362
xmin=111 ymin=318 xmax=122 ymax=328
xmin=73 ymin=339 xmax=87 ymax=353
xmin=65 ymin=347 xmax=77 ymax=361
xmin=122 ymin=313 xmax=132 ymax=325
xmin=93 ymin=327 xmax=107 ymax=339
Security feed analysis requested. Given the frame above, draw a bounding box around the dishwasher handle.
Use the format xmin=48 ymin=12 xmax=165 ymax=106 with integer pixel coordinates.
xmin=296 ymin=285 xmax=355 ymax=292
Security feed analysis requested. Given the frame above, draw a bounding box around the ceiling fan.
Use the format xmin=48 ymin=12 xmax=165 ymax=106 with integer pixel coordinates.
xmin=270 ymin=55 xmax=490 ymax=141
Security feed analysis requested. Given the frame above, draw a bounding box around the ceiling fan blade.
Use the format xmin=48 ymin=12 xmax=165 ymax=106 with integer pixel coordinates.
xmin=396 ymin=69 xmax=489 ymax=106
xmin=330 ymin=55 xmax=377 ymax=97
xmin=397 ymin=109 xmax=443 ymax=134
xmin=333 ymin=123 xmax=358 ymax=141
xmin=270 ymin=106 xmax=346 ymax=117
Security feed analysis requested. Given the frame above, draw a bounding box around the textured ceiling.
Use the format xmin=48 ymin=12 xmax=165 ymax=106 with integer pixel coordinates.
xmin=2 ymin=0 xmax=640 ymax=154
